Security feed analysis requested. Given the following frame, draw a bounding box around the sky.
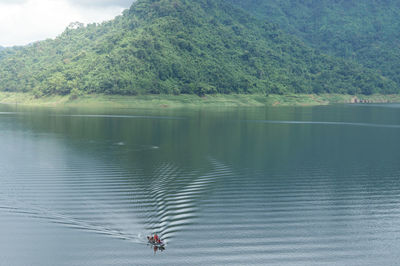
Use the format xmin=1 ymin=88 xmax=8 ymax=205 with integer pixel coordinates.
xmin=0 ymin=0 xmax=133 ymax=47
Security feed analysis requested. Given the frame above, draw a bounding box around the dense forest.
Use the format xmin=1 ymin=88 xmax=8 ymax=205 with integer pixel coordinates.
xmin=0 ymin=0 xmax=397 ymax=96
xmin=229 ymin=0 xmax=400 ymax=89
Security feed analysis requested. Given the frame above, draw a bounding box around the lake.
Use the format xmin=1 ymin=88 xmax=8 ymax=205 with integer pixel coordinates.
xmin=0 ymin=103 xmax=400 ymax=265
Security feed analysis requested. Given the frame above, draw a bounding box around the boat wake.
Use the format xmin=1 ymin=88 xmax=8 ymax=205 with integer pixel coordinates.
xmin=0 ymin=157 xmax=233 ymax=246
xmin=145 ymin=158 xmax=233 ymax=241
xmin=0 ymin=195 xmax=142 ymax=243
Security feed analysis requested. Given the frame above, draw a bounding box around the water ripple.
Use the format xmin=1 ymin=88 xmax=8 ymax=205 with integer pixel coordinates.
xmin=247 ymin=120 xmax=400 ymax=129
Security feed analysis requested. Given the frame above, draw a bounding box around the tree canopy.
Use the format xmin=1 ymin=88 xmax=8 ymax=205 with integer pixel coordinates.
xmin=0 ymin=0 xmax=397 ymax=96
xmin=229 ymin=0 xmax=400 ymax=90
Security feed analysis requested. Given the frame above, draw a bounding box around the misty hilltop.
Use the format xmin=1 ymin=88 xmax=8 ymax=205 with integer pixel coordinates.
xmin=0 ymin=0 xmax=397 ymax=97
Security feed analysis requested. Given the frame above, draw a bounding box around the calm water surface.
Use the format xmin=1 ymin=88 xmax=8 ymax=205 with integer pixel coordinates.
xmin=0 ymin=103 xmax=400 ymax=265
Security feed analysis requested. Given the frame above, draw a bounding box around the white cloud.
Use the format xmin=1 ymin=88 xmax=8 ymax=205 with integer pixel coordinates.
xmin=0 ymin=0 xmax=132 ymax=47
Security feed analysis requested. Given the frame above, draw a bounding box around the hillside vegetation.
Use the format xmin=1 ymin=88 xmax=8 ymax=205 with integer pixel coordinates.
xmin=0 ymin=0 xmax=397 ymax=97
xmin=229 ymin=0 xmax=400 ymax=89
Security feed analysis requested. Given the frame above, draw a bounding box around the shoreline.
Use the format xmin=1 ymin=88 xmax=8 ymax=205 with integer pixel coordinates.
xmin=0 ymin=92 xmax=399 ymax=108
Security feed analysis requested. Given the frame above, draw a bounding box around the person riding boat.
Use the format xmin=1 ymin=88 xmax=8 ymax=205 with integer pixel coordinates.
xmin=148 ymin=234 xmax=163 ymax=245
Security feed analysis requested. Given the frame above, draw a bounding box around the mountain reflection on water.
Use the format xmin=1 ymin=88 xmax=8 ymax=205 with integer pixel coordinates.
xmin=0 ymin=104 xmax=400 ymax=265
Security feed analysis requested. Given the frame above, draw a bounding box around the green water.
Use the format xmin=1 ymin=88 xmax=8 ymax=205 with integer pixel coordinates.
xmin=0 ymin=104 xmax=400 ymax=265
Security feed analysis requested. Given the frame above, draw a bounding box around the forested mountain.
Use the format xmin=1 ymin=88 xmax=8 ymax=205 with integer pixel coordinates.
xmin=229 ymin=0 xmax=400 ymax=88
xmin=0 ymin=0 xmax=396 ymax=96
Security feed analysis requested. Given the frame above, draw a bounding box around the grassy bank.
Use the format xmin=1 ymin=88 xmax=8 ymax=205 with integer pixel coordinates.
xmin=0 ymin=92 xmax=399 ymax=108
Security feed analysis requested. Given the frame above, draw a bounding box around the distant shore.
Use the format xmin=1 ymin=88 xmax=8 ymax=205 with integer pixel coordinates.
xmin=0 ymin=92 xmax=399 ymax=108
